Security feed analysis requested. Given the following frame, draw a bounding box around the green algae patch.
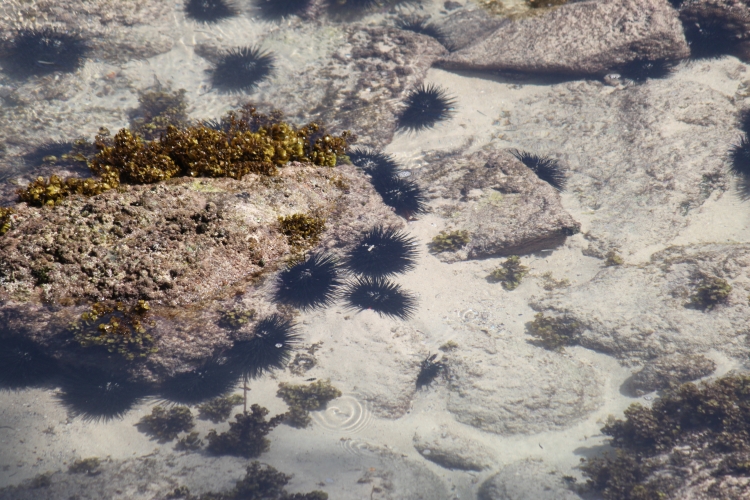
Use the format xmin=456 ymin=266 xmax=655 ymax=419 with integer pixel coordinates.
xmin=276 ymin=379 xmax=342 ymax=428
xmin=0 ymin=207 xmax=15 ymax=235
xmin=278 ymin=213 xmax=326 ymax=249
xmin=430 ymin=229 xmax=470 ymax=253
xmin=526 ymin=312 xmax=581 ymax=350
xmin=198 ymin=394 xmax=245 ymax=423
xmin=487 ymin=255 xmax=528 ymax=290
xmin=689 ymin=274 xmax=731 ymax=311
xmin=137 ymin=405 xmax=195 ymax=442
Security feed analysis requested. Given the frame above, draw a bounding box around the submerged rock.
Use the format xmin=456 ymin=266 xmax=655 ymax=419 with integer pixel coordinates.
xmin=418 ymin=150 xmax=580 ymax=261
xmin=533 ymin=243 xmax=750 ymax=364
xmin=435 ymin=9 xmax=506 ymax=53
xmin=478 ymin=459 xmax=582 ymax=500
xmin=624 ymin=353 xmax=716 ymax=396
xmin=436 ymin=0 xmax=689 ymax=76
xmin=413 ymin=426 xmax=495 ymax=471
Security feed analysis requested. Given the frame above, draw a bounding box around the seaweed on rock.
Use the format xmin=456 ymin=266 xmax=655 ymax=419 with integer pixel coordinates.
xmin=343 ymin=226 xmax=418 ymax=278
xmin=273 ymin=253 xmax=343 ymax=310
xmin=206 ymin=404 xmax=287 ymax=458
xmin=526 ymin=312 xmax=581 ymax=351
xmin=344 ymin=276 xmax=417 ymax=319
xmin=227 ymin=315 xmax=301 ymax=380
xmin=430 ymin=230 xmax=469 ymax=253
xmin=487 ymin=255 xmax=528 ymax=290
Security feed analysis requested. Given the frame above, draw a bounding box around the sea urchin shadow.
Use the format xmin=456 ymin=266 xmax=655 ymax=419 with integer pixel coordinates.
xmin=344 ymin=276 xmax=417 ymax=320
xmin=344 ymin=226 xmax=418 ymax=278
xmin=273 ymin=253 xmax=343 ymax=311
xmin=397 ymin=83 xmax=456 ymax=132
xmin=510 ymin=150 xmax=567 ymax=191
xmin=348 ymin=147 xmax=400 ymax=179
xmin=254 ymin=0 xmax=311 ymax=19
xmin=185 ymin=0 xmax=238 ymax=23
xmin=57 ymin=367 xmax=148 ymax=422
xmin=210 ymin=46 xmax=274 ymax=94
xmin=0 ymin=337 xmax=58 ymax=390
xmin=227 ymin=315 xmax=301 ymax=380
xmin=160 ymin=359 xmax=238 ymax=405
xmin=1 ymin=28 xmax=89 ymax=79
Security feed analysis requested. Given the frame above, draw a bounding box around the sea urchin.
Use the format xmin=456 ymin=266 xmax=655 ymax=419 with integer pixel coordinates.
xmin=618 ymin=58 xmax=676 ymax=83
xmin=210 ymin=46 xmax=275 ymax=93
xmin=227 ymin=315 xmax=301 ymax=380
xmin=344 ymin=276 xmax=417 ymax=320
xmin=1 ymin=28 xmax=89 ymax=79
xmin=510 ymin=150 xmax=567 ymax=191
xmin=185 ymin=0 xmax=238 ymax=23
xmin=397 ymin=83 xmax=456 ymax=132
xmin=371 ymin=173 xmax=428 ymax=219
xmin=57 ymin=367 xmax=147 ymax=422
xmin=159 ymin=359 xmax=238 ymax=405
xmin=255 ymin=0 xmax=312 ymax=19
xmin=348 ymin=147 xmax=400 ymax=179
xmin=344 ymin=226 xmax=418 ymax=278
xmin=273 ymin=253 xmax=343 ymax=310
xmin=730 ymin=135 xmax=750 ymax=178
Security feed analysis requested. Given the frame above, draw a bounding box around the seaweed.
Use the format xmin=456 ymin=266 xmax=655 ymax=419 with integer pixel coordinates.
xmin=68 ymin=457 xmax=101 ymax=475
xmin=689 ymin=274 xmax=731 ymax=311
xmin=278 ymin=213 xmax=326 ymax=249
xmin=526 ymin=312 xmax=581 ymax=350
xmin=137 ymin=405 xmax=195 ymax=442
xmin=206 ymin=404 xmax=287 ymax=458
xmin=70 ymin=300 xmax=157 ymax=360
xmin=0 ymin=207 xmax=15 ymax=236
xmin=218 ymin=306 xmax=257 ymax=330
xmin=129 ymin=89 xmax=189 ymax=140
xmin=198 ymin=394 xmax=245 ymax=423
xmin=604 ymin=250 xmax=624 ymax=266
xmin=175 ymin=431 xmax=204 ymax=451
xmin=430 ymin=230 xmax=470 ymax=253
xmin=487 ymin=255 xmax=528 ymax=290
xmin=276 ymin=379 xmax=342 ymax=428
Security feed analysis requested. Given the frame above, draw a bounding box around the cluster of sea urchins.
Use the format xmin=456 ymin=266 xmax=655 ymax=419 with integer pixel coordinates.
xmin=348 ymin=147 xmax=427 ymax=219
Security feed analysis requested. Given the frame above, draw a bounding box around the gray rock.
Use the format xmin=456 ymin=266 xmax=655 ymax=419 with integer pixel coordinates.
xmin=533 ymin=244 xmax=750 ymax=364
xmin=625 ymin=353 xmax=717 ymax=395
xmin=435 ymin=9 xmax=506 ymax=52
xmin=417 ymin=150 xmax=580 ymax=261
xmin=446 ymin=344 xmax=602 ymax=435
xmin=436 ymin=0 xmax=689 ymax=76
xmin=478 ymin=460 xmax=582 ymax=500
xmin=413 ymin=426 xmax=495 ymax=471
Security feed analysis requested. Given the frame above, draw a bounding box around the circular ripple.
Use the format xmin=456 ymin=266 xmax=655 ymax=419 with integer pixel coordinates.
xmin=311 ymin=395 xmax=372 ymax=435
xmin=337 ymin=437 xmax=375 ymax=457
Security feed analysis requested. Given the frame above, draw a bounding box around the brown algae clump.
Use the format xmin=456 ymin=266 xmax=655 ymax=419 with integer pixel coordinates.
xmin=0 ymin=207 xmax=14 ymax=235
xmin=487 ymin=255 xmax=528 ymax=290
xmin=70 ymin=300 xmax=156 ymax=360
xmin=689 ymin=274 xmax=732 ymax=310
xmin=198 ymin=394 xmax=245 ymax=423
xmin=18 ymin=104 xmax=353 ymax=205
xmin=526 ymin=312 xmax=581 ymax=350
xmin=137 ymin=405 xmax=195 ymax=442
xmin=278 ymin=213 xmax=326 ymax=248
xmin=68 ymin=457 xmax=101 ymax=475
xmin=206 ymin=404 xmax=287 ymax=458
xmin=276 ymin=379 xmax=342 ymax=428
xmin=430 ymin=230 xmax=470 ymax=253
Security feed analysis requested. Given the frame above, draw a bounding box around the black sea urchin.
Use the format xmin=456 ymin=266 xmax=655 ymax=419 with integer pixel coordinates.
xmin=618 ymin=58 xmax=676 ymax=83
xmin=1 ymin=28 xmax=88 ymax=79
xmin=397 ymin=17 xmax=452 ymax=50
xmin=255 ymin=0 xmax=312 ymax=19
xmin=0 ymin=337 xmax=58 ymax=390
xmin=416 ymin=353 xmax=446 ymax=389
xmin=397 ymin=83 xmax=456 ymax=132
xmin=227 ymin=315 xmax=301 ymax=380
xmin=344 ymin=276 xmax=417 ymax=319
xmin=684 ymin=18 xmax=739 ymax=60
xmin=210 ymin=46 xmax=274 ymax=93
xmin=344 ymin=226 xmax=418 ymax=278
xmin=730 ymin=135 xmax=750 ymax=178
xmin=57 ymin=368 xmax=148 ymax=422
xmin=185 ymin=0 xmax=238 ymax=23
xmin=348 ymin=147 xmax=400 ymax=179
xmin=510 ymin=150 xmax=567 ymax=191
xmin=160 ymin=360 xmax=238 ymax=405
xmin=371 ymin=173 xmax=428 ymax=219
xmin=273 ymin=253 xmax=343 ymax=310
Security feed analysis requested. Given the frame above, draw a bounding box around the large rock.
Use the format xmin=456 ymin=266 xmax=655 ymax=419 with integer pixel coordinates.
xmin=436 ymin=0 xmax=689 ymax=76
xmin=478 ymin=460 xmax=582 ymax=500
xmin=413 ymin=425 xmax=495 ymax=471
xmin=0 ymin=162 xmax=401 ymax=382
xmin=416 ymin=150 xmax=580 ymax=261
xmin=532 ymin=243 xmax=750 ymax=364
